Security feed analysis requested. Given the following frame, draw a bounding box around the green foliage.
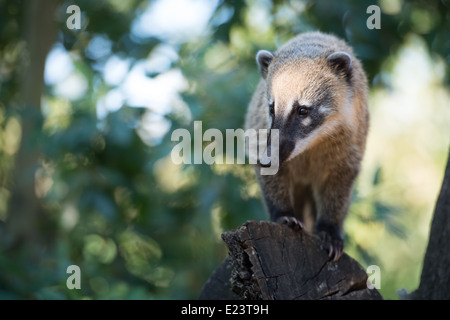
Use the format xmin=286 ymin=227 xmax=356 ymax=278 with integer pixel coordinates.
xmin=0 ymin=0 xmax=449 ymax=300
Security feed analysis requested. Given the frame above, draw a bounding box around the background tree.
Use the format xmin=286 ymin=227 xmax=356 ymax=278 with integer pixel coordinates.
xmin=0 ymin=0 xmax=448 ymax=299
xmin=413 ymin=149 xmax=450 ymax=299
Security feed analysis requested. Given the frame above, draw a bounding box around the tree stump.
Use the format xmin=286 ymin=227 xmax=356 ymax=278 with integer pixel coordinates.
xmin=199 ymin=220 xmax=382 ymax=300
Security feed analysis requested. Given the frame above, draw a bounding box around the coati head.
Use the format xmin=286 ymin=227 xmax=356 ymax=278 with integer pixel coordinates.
xmin=256 ymin=47 xmax=356 ymax=168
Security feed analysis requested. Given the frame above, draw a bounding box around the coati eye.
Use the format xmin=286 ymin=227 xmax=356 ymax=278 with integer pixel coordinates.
xmin=269 ymin=101 xmax=275 ymax=116
xmin=298 ymin=106 xmax=309 ymax=116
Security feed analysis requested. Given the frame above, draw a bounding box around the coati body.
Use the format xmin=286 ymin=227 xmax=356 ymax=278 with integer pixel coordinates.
xmin=245 ymin=32 xmax=369 ymax=260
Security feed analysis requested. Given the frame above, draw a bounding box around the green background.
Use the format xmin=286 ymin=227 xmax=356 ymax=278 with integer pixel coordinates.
xmin=0 ymin=0 xmax=449 ymax=299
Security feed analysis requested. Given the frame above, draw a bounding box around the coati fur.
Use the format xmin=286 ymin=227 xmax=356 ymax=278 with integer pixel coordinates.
xmin=245 ymin=32 xmax=369 ymax=260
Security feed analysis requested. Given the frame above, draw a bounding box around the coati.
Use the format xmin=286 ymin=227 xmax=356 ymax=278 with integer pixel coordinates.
xmin=245 ymin=32 xmax=369 ymax=261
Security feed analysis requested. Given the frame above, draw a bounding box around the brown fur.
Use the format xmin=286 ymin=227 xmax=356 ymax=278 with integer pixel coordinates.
xmin=245 ymin=32 xmax=369 ymax=260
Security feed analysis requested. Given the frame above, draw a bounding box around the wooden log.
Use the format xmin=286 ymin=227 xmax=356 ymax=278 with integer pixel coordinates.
xmin=199 ymin=220 xmax=382 ymax=300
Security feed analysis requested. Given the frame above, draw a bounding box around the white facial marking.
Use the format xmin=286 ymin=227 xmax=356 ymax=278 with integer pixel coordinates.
xmin=281 ymin=99 xmax=293 ymax=119
xmin=298 ymin=99 xmax=311 ymax=108
xmin=319 ymin=105 xmax=331 ymax=114
xmin=301 ymin=117 xmax=312 ymax=127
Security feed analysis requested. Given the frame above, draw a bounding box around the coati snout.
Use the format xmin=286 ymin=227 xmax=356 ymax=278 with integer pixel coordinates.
xmin=245 ymin=32 xmax=369 ymax=261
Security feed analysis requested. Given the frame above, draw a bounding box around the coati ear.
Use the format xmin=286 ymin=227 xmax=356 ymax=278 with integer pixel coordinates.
xmin=326 ymin=51 xmax=352 ymax=79
xmin=256 ymin=50 xmax=274 ymax=79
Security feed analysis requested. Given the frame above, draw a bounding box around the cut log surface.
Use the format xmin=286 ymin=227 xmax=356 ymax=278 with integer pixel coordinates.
xmin=199 ymin=220 xmax=382 ymax=300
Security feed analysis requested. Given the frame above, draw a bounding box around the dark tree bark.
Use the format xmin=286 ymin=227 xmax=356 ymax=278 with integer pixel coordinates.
xmin=199 ymin=221 xmax=382 ymax=300
xmin=413 ymin=148 xmax=450 ymax=299
xmin=198 ymin=257 xmax=240 ymax=300
xmin=6 ymin=0 xmax=58 ymax=247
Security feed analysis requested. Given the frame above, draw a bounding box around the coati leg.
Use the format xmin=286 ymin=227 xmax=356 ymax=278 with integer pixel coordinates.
xmin=291 ymin=183 xmax=316 ymax=233
xmin=314 ymin=167 xmax=358 ymax=261
xmin=257 ymin=171 xmax=304 ymax=230
xmin=264 ymin=196 xmax=304 ymax=231
xmin=277 ymin=183 xmax=318 ymax=231
xmin=260 ymin=174 xmax=319 ymax=231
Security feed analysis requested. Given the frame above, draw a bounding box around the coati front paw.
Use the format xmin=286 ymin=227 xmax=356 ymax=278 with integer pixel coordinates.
xmin=315 ymin=222 xmax=344 ymax=261
xmin=277 ymin=216 xmax=304 ymax=231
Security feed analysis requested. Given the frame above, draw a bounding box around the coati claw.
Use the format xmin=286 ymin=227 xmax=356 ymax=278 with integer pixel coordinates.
xmin=328 ymin=245 xmax=334 ymax=259
xmin=317 ymin=230 xmax=344 ymax=261
xmin=277 ymin=216 xmax=304 ymax=231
